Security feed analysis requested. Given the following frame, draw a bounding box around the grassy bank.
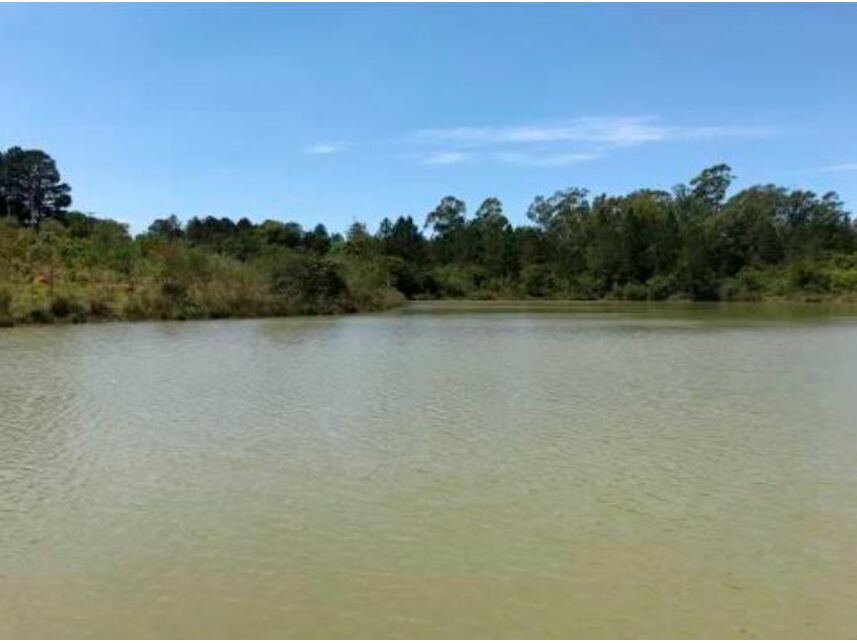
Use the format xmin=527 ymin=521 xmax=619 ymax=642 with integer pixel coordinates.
xmin=0 ymin=216 xmax=406 ymax=327
xmin=400 ymin=255 xmax=857 ymax=303
xmin=0 ymin=278 xmax=405 ymax=327
xmin=4 ymin=257 xmax=857 ymax=329
xmin=3 ymin=147 xmax=857 ymax=328
xmin=2 ymin=213 xmax=856 ymax=328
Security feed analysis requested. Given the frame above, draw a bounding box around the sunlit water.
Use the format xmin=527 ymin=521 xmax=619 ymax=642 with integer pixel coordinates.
xmin=2 ymin=302 xmax=857 ymax=637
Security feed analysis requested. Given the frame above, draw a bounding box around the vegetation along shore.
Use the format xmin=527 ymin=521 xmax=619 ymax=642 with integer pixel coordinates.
xmin=2 ymin=145 xmax=856 ymax=327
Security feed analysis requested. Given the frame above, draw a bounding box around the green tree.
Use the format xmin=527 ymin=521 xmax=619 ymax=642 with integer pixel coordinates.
xmin=425 ymin=196 xmax=467 ymax=263
xmin=302 ymin=224 xmax=331 ymax=254
xmin=472 ymin=198 xmax=514 ymax=279
xmin=527 ymin=188 xmax=591 ymax=284
xmin=689 ymin=163 xmax=734 ymax=211
xmin=379 ymin=216 xmax=426 ymax=262
xmin=148 ymin=214 xmax=184 ymax=239
xmin=0 ymin=147 xmax=72 ymax=226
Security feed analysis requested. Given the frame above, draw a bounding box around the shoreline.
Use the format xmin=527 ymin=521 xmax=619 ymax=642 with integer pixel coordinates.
xmin=4 ymin=294 xmax=857 ymax=330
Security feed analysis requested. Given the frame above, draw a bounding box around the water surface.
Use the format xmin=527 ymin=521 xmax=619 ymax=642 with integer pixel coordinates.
xmin=2 ymin=302 xmax=857 ymax=637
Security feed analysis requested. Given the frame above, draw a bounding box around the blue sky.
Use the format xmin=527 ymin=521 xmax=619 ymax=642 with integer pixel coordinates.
xmin=2 ymin=3 xmax=855 ymax=233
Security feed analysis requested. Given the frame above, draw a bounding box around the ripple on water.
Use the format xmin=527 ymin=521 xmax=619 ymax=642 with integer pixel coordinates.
xmin=2 ymin=307 xmax=857 ymax=637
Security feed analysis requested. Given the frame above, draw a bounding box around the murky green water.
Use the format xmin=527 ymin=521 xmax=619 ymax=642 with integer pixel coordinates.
xmin=2 ymin=302 xmax=857 ymax=638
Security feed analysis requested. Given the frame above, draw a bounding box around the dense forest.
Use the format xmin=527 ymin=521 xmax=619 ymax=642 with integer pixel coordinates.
xmin=2 ymin=145 xmax=856 ymax=326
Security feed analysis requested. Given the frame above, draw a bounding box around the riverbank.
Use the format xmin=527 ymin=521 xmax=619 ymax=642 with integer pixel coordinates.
xmin=4 ymin=282 xmax=857 ymax=329
xmin=4 ymin=157 xmax=857 ymax=329
xmin=0 ymin=279 xmax=405 ymax=328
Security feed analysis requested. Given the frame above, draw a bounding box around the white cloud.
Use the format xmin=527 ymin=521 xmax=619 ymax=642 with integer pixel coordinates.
xmin=495 ymin=151 xmax=600 ymax=167
xmin=819 ymin=162 xmax=857 ymax=172
xmin=423 ymin=151 xmax=470 ymax=165
xmin=672 ymin=125 xmax=776 ymax=141
xmin=305 ymin=117 xmax=774 ymax=168
xmin=303 ymin=142 xmax=345 ymax=155
xmin=410 ymin=117 xmax=658 ymax=148
xmin=409 ymin=116 xmax=773 ymax=150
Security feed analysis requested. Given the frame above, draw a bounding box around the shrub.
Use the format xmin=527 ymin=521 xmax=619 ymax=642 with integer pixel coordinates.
xmin=88 ymin=297 xmax=113 ymax=318
xmin=385 ymin=257 xmax=422 ymax=298
xmin=646 ymin=274 xmax=678 ymax=301
xmin=0 ymin=288 xmax=12 ymax=326
xmin=718 ymin=270 xmax=764 ymax=301
xmin=122 ymin=294 xmax=148 ymax=320
xmin=50 ymin=295 xmax=88 ymax=320
xmin=787 ymin=260 xmax=830 ymax=293
xmin=270 ymin=253 xmax=348 ymax=309
xmin=825 ymin=254 xmax=857 ymax=291
xmin=0 ymin=289 xmax=11 ymax=317
xmin=161 ymin=278 xmax=187 ymax=300
xmin=50 ymin=295 xmax=73 ymax=318
xmin=618 ymin=282 xmax=648 ymax=301
xmin=26 ymin=307 xmax=54 ymax=324
xmin=520 ymin=264 xmax=551 ymax=297
xmin=569 ymin=274 xmax=605 ymax=300
xmin=429 ymin=264 xmax=477 ymax=298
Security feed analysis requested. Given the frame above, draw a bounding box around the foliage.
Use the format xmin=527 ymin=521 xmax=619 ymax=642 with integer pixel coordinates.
xmin=1 ymin=150 xmax=856 ymax=326
xmin=0 ymin=287 xmax=12 ymax=326
xmin=1 ymin=147 xmax=72 ymax=226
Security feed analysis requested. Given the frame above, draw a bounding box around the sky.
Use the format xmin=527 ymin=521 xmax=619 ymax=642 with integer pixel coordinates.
xmin=1 ymin=3 xmax=856 ymax=233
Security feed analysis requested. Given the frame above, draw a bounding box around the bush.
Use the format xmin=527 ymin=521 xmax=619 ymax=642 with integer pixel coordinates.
xmin=122 ymin=295 xmax=147 ymax=320
xmin=569 ymin=274 xmax=605 ymax=300
xmin=161 ymin=278 xmax=187 ymax=300
xmin=520 ymin=264 xmax=551 ymax=297
xmin=88 ymin=296 xmax=113 ymax=318
xmin=681 ymin=271 xmax=720 ymax=301
xmin=718 ymin=270 xmax=764 ymax=301
xmin=825 ymin=254 xmax=857 ymax=292
xmin=617 ymin=282 xmax=648 ymax=301
xmin=50 ymin=295 xmax=72 ymax=318
xmin=430 ymin=264 xmax=478 ymax=298
xmin=0 ymin=288 xmax=12 ymax=326
xmin=270 ymin=253 xmax=348 ymax=309
xmin=646 ymin=274 xmax=678 ymax=301
xmin=50 ymin=295 xmax=71 ymax=318
xmin=787 ymin=260 xmax=830 ymax=293
xmin=385 ymin=257 xmax=423 ymax=298
xmin=26 ymin=307 xmax=54 ymax=324
xmin=50 ymin=295 xmax=88 ymax=321
xmin=0 ymin=289 xmax=11 ymax=317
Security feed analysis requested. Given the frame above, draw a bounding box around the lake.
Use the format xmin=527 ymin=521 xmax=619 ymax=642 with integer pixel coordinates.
xmin=2 ymin=302 xmax=857 ymax=637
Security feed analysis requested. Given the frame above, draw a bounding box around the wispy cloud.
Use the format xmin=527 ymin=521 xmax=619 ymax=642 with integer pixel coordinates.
xmin=818 ymin=162 xmax=857 ymax=172
xmin=409 ymin=116 xmax=774 ymax=150
xmin=495 ymin=151 xmax=600 ymax=167
xmin=308 ymin=116 xmax=775 ymax=168
xmin=672 ymin=125 xmax=775 ymax=141
xmin=404 ymin=116 xmax=774 ymax=168
xmin=423 ymin=151 xmax=471 ymax=165
xmin=303 ymin=142 xmax=346 ymax=155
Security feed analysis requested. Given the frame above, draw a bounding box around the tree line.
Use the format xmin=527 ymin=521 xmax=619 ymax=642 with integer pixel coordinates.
xmin=1 ymin=145 xmax=856 ymax=325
